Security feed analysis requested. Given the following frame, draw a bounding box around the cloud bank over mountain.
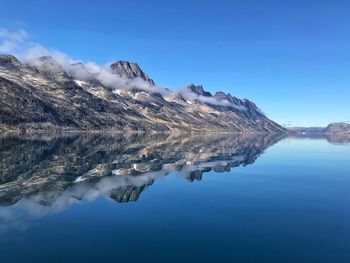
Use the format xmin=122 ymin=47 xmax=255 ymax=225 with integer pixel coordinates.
xmin=0 ymin=27 xmax=236 ymax=105
xmin=0 ymin=26 xmax=285 ymax=133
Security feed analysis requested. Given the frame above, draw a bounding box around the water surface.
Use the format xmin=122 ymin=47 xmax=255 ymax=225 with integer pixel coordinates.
xmin=0 ymin=133 xmax=349 ymax=263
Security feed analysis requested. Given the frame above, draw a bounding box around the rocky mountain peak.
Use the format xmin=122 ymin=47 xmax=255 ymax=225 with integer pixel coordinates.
xmin=68 ymin=62 xmax=94 ymax=81
xmin=37 ymin=55 xmax=54 ymax=62
xmin=0 ymin=53 xmax=286 ymax=133
xmin=214 ymin=91 xmax=240 ymax=104
xmin=214 ymin=91 xmax=230 ymax=101
xmin=30 ymin=56 xmax=67 ymax=76
xmin=214 ymin=91 xmax=226 ymax=97
xmin=186 ymin=83 xmax=212 ymax=97
xmin=110 ymin=60 xmax=155 ymax=86
xmin=0 ymin=54 xmax=22 ymax=68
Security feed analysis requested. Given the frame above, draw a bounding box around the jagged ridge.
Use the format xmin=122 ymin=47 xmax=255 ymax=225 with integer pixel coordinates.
xmin=0 ymin=54 xmax=286 ymax=133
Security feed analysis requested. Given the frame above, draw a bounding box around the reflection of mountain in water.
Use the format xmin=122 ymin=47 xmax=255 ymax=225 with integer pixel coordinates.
xmin=0 ymin=133 xmax=283 ymax=209
xmin=288 ymin=133 xmax=350 ymax=145
xmin=325 ymin=133 xmax=350 ymax=145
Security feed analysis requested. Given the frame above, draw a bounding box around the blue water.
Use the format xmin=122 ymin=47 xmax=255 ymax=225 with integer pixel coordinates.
xmin=0 ymin=134 xmax=349 ymax=262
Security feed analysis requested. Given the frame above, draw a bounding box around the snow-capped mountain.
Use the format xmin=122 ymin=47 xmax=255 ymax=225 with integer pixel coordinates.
xmin=0 ymin=54 xmax=286 ymax=133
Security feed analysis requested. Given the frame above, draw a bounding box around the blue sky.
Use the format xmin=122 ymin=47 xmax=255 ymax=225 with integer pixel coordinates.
xmin=1 ymin=0 xmax=349 ymax=126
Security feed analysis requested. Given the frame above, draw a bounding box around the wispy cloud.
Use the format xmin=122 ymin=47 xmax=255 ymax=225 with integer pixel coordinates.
xmin=177 ymin=87 xmax=248 ymax=110
xmin=20 ymin=39 xmax=172 ymax=96
xmin=0 ymin=27 xmax=28 ymax=53
xmin=0 ymin=27 xmax=247 ymax=109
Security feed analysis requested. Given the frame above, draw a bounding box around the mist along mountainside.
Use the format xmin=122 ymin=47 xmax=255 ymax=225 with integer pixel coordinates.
xmin=0 ymin=54 xmax=286 ymax=133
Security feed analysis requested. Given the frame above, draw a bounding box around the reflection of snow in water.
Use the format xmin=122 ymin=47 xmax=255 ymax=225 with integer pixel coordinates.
xmin=0 ymin=155 xmax=248 ymax=233
xmin=0 ymin=132 xmax=284 ymax=233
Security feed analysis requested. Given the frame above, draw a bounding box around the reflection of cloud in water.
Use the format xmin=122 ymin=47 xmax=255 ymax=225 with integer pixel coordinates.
xmin=0 ymin=133 xmax=284 ymax=232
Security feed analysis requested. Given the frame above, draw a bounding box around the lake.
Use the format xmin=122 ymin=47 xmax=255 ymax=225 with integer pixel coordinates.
xmin=0 ymin=133 xmax=349 ymax=263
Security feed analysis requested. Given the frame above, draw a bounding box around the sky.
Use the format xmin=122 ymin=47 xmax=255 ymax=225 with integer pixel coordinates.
xmin=1 ymin=0 xmax=349 ymax=127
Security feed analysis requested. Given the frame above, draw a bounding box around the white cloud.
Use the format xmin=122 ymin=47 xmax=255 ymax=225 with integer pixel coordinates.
xmin=21 ymin=41 xmax=172 ymax=95
xmin=0 ymin=28 xmax=28 ymax=53
xmin=177 ymin=86 xmax=248 ymax=110
xmin=0 ymin=27 xmax=248 ymax=110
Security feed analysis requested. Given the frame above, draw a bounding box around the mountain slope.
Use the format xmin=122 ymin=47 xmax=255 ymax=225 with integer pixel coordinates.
xmin=324 ymin=122 xmax=350 ymax=134
xmin=0 ymin=54 xmax=286 ymax=133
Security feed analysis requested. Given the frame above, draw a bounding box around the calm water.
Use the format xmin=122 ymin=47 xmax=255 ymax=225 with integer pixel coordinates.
xmin=0 ymin=133 xmax=350 ymax=263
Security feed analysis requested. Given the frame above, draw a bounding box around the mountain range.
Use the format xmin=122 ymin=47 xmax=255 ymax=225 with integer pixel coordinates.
xmin=289 ymin=122 xmax=350 ymax=135
xmin=0 ymin=54 xmax=286 ymax=133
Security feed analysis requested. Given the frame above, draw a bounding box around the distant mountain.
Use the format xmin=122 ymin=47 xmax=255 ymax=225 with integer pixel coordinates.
xmin=288 ymin=127 xmax=325 ymax=134
xmin=288 ymin=122 xmax=350 ymax=135
xmin=324 ymin=122 xmax=350 ymax=134
xmin=0 ymin=54 xmax=286 ymax=133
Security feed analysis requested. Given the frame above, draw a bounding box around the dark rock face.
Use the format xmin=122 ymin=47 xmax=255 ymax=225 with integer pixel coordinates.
xmin=110 ymin=60 xmax=155 ymax=85
xmin=110 ymin=184 xmax=153 ymax=202
xmin=324 ymin=122 xmax=350 ymax=134
xmin=0 ymin=54 xmax=22 ymax=68
xmin=214 ymin=91 xmax=240 ymax=104
xmin=0 ymin=54 xmax=286 ymax=133
xmin=186 ymin=83 xmax=212 ymax=97
xmin=0 ymin=133 xmax=284 ymax=207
